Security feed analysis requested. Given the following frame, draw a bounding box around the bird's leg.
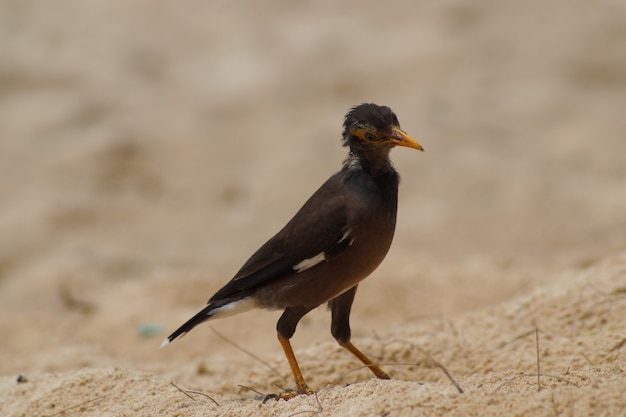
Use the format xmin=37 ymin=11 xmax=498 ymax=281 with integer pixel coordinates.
xmin=329 ymin=286 xmax=390 ymax=380
xmin=265 ymin=306 xmax=315 ymax=401
xmin=278 ymin=333 xmax=314 ymax=395
xmin=336 ymin=339 xmax=390 ymax=379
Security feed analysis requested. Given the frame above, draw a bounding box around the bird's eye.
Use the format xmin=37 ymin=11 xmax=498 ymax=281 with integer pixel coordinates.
xmin=364 ymin=133 xmax=376 ymax=141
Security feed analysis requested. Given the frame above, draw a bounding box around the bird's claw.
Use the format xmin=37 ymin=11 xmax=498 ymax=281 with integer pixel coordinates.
xmin=263 ymin=387 xmax=316 ymax=402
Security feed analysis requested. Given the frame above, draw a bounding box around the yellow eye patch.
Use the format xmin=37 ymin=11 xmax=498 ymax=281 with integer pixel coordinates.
xmin=349 ymin=127 xmax=379 ymax=144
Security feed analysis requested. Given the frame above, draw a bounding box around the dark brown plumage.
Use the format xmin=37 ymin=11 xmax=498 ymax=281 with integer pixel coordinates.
xmin=161 ymin=103 xmax=423 ymax=399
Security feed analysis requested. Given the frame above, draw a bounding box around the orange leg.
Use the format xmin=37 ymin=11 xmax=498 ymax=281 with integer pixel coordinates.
xmin=329 ymin=287 xmax=390 ymax=380
xmin=338 ymin=340 xmax=390 ymax=379
xmin=268 ymin=332 xmax=315 ymax=401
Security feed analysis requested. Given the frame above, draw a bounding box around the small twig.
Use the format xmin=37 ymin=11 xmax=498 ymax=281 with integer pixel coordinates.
xmin=185 ymin=390 xmax=220 ymax=405
xmin=273 ymin=382 xmax=291 ymax=393
xmin=607 ymin=337 xmax=626 ymax=354
xmin=536 ymin=326 xmax=541 ymax=392
xmin=412 ymin=344 xmax=463 ymax=393
xmin=209 ymin=326 xmax=284 ymax=380
xmin=497 ymin=329 xmax=535 ymax=348
xmin=238 ymin=384 xmax=266 ymax=396
xmin=429 ymin=355 xmax=464 ymax=394
xmin=581 ymin=352 xmax=594 ymax=366
xmin=288 ymin=392 xmax=324 ymax=417
xmin=313 ymin=391 xmax=324 ymax=412
xmin=48 ymin=394 xmax=108 ymax=416
xmin=491 ymin=373 xmax=579 ymax=395
xmin=171 ymin=382 xmax=195 ymax=401
xmin=359 ymin=337 xmax=464 ymax=393
xmin=170 ymin=382 xmax=219 ymax=406
xmin=331 ymin=358 xmax=463 ymax=395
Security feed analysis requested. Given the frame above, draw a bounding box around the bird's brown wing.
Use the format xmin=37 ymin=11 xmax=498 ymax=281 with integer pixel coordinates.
xmin=209 ymin=173 xmax=351 ymax=302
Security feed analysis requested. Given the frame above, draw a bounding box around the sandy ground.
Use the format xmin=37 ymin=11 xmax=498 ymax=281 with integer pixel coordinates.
xmin=1 ymin=0 xmax=625 ymax=416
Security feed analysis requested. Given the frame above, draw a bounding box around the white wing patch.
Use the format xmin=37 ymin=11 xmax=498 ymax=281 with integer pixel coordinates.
xmin=292 ymin=229 xmax=353 ymax=274
xmin=339 ymin=228 xmax=354 ymax=245
xmin=293 ymin=252 xmax=327 ymax=273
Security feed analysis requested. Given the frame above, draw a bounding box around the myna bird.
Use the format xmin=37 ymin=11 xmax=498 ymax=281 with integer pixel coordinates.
xmin=161 ymin=103 xmax=423 ymax=400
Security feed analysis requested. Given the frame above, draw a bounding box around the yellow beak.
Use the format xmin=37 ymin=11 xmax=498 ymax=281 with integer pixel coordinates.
xmin=390 ymin=127 xmax=424 ymax=151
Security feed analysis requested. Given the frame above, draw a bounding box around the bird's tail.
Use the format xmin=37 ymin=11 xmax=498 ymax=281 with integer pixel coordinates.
xmin=160 ymin=297 xmax=255 ymax=348
xmin=160 ymin=304 xmax=215 ymax=347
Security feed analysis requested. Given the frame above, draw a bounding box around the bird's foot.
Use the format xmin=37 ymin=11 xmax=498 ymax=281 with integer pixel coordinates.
xmin=263 ymin=386 xmax=316 ymax=402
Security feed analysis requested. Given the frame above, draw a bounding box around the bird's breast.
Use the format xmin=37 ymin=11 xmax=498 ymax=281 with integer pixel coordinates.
xmin=256 ymin=171 xmax=399 ymax=308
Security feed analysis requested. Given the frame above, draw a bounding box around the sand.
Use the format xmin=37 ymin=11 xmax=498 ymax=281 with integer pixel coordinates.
xmin=1 ymin=0 xmax=625 ymax=416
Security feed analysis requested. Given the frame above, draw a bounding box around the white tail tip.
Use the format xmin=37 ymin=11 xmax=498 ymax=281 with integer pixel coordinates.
xmin=159 ymin=338 xmax=171 ymax=348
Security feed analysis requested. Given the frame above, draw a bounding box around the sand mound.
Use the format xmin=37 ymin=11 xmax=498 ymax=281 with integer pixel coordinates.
xmin=2 ymin=252 xmax=624 ymax=416
xmin=1 ymin=0 xmax=625 ymax=416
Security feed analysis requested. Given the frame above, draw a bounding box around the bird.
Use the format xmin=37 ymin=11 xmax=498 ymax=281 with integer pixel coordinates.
xmin=161 ymin=103 xmax=423 ymax=400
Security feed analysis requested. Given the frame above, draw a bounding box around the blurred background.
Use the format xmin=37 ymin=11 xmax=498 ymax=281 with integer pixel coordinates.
xmin=1 ymin=0 xmax=625 ymax=377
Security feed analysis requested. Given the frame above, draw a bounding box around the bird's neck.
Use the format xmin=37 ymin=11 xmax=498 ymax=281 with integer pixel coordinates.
xmin=346 ymin=147 xmax=396 ymax=178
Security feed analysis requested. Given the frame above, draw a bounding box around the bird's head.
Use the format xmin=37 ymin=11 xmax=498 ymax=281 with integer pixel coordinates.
xmin=342 ymin=103 xmax=423 ymax=152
